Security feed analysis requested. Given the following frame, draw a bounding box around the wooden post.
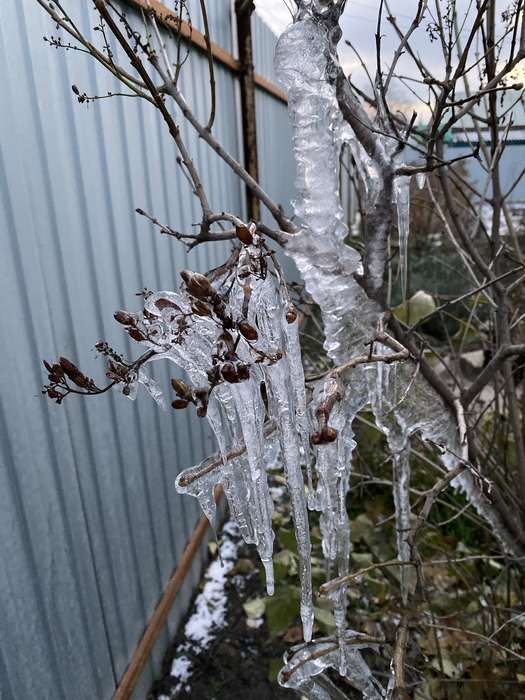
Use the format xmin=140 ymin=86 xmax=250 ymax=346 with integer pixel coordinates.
xmin=235 ymin=0 xmax=260 ymax=221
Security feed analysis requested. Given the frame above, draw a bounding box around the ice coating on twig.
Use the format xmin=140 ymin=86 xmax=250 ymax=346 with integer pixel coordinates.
xmin=275 ymin=18 xmax=383 ymax=366
xmin=278 ymin=633 xmax=385 ymax=699
xmin=145 ymin=234 xmax=315 ymax=627
xmin=393 ymin=173 xmax=411 ymax=301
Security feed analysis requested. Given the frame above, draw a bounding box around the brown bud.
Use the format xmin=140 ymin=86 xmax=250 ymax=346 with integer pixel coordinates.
xmin=285 ymin=303 xmax=298 ymax=324
xmin=238 ymin=321 xmax=258 ymax=341
xmin=235 ymin=223 xmax=253 ymax=246
xmin=59 ymin=357 xmax=78 ymax=376
xmin=180 ymin=270 xmax=212 ymax=299
xmin=206 ymin=366 xmax=221 ymax=384
xmin=114 ymin=310 xmax=136 ymax=326
xmin=47 ymin=388 xmax=60 ymax=399
xmin=59 ymin=357 xmax=89 ymax=388
xmin=171 ymin=398 xmax=190 ymax=409
xmin=128 ymin=327 xmax=145 ymax=342
xmin=71 ymin=84 xmax=80 ymax=95
xmin=311 ymin=432 xmax=322 ymax=445
xmin=213 ymin=298 xmax=226 ymax=317
xmin=122 ymin=385 xmax=130 ymax=396
xmin=107 ymin=360 xmax=127 ymax=378
xmin=217 ymin=331 xmax=235 ymax=355
xmin=237 ymin=363 xmax=250 ymax=380
xmin=171 ymin=378 xmax=192 ymax=399
xmin=323 ymin=426 xmax=338 ymax=442
xmin=191 ymin=299 xmax=212 ymax=317
xmin=196 ymin=405 xmax=208 ymax=417
xmin=155 ymin=297 xmax=179 ymax=311
xmin=43 ymin=360 xmax=53 ymax=373
xmin=221 ymin=362 xmax=239 ymax=383
xmin=311 ymin=426 xmax=338 ymax=445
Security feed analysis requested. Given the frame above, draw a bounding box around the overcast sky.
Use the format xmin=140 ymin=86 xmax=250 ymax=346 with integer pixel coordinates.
xmin=254 ymin=1 xmax=523 ymax=112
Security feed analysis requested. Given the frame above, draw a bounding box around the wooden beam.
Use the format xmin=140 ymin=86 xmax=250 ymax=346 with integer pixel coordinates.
xmin=124 ymin=0 xmax=287 ymax=104
xmin=235 ymin=0 xmax=260 ymax=220
xmin=112 ymin=488 xmax=223 ymax=700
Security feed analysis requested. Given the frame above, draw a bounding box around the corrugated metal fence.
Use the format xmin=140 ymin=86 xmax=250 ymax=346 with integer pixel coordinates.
xmin=0 ymin=2 xmax=297 ymax=698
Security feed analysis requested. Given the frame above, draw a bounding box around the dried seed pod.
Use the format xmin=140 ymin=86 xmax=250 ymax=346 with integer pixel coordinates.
xmin=171 ymin=398 xmax=190 ymax=409
xmin=235 ymin=223 xmax=253 ymax=245
xmin=114 ymin=309 xmax=137 ymax=326
xmin=238 ymin=320 xmax=258 ymax=341
xmin=285 ymin=303 xmax=298 ymax=324
xmin=180 ymin=269 xmax=212 ymax=299
xmin=122 ymin=385 xmax=131 ymax=396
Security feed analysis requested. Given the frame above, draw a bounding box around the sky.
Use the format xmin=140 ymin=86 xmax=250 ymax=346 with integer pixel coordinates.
xmin=254 ymin=1 xmax=524 ymax=113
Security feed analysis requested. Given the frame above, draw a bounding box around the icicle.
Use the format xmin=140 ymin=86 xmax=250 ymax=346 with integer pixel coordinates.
xmin=230 ymin=377 xmax=275 ymax=594
xmin=312 ymin=378 xmax=366 ymax=674
xmin=392 ymin=445 xmax=414 ymax=603
xmin=251 ymin=276 xmax=314 ymax=639
xmin=280 ymin=290 xmax=315 ymax=510
xmin=393 ymin=173 xmax=411 ymax=301
xmin=416 ymin=171 xmax=426 ymax=190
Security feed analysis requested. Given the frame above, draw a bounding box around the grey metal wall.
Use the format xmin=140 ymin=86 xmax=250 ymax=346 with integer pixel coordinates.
xmin=0 ymin=2 xmax=294 ymax=699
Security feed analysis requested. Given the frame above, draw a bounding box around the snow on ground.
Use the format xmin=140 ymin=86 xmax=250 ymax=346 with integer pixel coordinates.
xmin=161 ymin=521 xmax=241 ymax=697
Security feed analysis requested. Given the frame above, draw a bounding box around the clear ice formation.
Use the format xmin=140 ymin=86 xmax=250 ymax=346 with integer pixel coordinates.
xmin=119 ymin=5 xmax=519 ymax=697
xmin=274 ymin=0 xmax=519 ymax=554
xmin=273 ymin=5 xmax=521 ymax=695
xmin=141 ymin=242 xmax=316 ymax=638
xmin=393 ymin=172 xmax=411 ymax=301
xmin=278 ymin=632 xmax=384 ymax=700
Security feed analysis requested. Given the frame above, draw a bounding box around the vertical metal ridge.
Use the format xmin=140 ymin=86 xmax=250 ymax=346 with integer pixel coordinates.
xmin=0 ymin=0 xmax=296 ymax=696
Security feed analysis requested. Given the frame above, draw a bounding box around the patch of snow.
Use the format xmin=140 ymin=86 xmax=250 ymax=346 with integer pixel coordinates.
xmin=169 ymin=521 xmax=240 ymax=693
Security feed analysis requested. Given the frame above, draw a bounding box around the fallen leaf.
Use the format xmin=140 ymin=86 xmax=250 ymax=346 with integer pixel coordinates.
xmin=282 ymin=625 xmax=304 ymax=643
xmin=243 ymin=597 xmax=266 ymax=620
